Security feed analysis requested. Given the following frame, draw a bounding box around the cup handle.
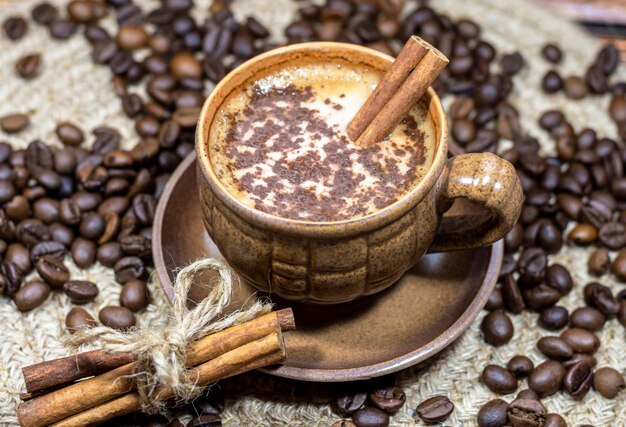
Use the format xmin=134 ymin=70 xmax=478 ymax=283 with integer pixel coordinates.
xmin=428 ymin=152 xmax=523 ymax=253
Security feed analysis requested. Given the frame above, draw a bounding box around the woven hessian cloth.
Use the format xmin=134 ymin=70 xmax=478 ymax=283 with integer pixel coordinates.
xmin=0 ymin=0 xmax=625 ymax=425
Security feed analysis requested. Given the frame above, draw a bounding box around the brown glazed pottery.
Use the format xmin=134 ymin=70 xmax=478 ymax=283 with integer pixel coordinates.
xmin=153 ymin=153 xmax=503 ymax=381
xmin=195 ymin=42 xmax=522 ymax=304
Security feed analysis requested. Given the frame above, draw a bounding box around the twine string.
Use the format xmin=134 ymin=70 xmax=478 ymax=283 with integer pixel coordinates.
xmin=65 ymin=258 xmax=272 ymax=413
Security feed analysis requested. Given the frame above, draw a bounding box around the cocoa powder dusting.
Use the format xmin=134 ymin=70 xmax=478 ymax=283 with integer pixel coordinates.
xmin=221 ymin=84 xmax=427 ymax=221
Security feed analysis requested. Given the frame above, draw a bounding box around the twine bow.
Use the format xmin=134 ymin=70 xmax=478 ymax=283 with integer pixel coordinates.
xmin=65 ymin=258 xmax=272 ymax=413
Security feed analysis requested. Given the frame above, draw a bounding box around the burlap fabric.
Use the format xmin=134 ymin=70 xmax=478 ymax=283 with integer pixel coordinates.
xmin=0 ymin=0 xmax=624 ymax=425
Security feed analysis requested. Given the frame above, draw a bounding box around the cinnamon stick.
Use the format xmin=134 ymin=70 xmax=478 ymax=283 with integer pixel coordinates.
xmin=18 ymin=309 xmax=294 ymax=427
xmin=50 ymin=333 xmax=285 ymax=427
xmin=351 ymin=37 xmax=449 ymax=148
xmin=346 ymin=36 xmax=429 ymax=141
xmin=22 ymin=350 xmax=136 ymax=394
xmin=21 ymin=308 xmax=295 ymax=394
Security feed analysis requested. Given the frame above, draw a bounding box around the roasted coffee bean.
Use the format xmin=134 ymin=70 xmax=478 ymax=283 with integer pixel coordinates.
xmin=49 ymin=19 xmax=77 ymax=39
xmin=16 ymin=219 xmax=49 ymax=247
xmin=55 ymin=122 xmax=84 ymax=146
xmin=66 ymin=306 xmax=97 ymax=333
xmin=568 ymin=223 xmax=597 ymax=245
xmin=480 ymin=310 xmax=513 ymax=346
xmin=504 ymin=223 xmax=523 ymax=253
xmin=35 ymin=255 xmax=69 ymax=288
xmin=502 ymin=275 xmax=524 ymax=314
xmin=63 ymin=280 xmax=98 ymax=304
xmin=98 ymin=212 xmax=120 ymax=244
xmin=77 ymin=164 xmax=108 ymax=190
xmin=2 ymin=260 xmax=23 ymax=295
xmin=367 ymin=386 xmax=405 ymax=414
xmin=563 ymin=360 xmax=593 ymax=400
xmin=481 ymin=364 xmax=517 ymax=394
xmin=545 ymin=263 xmax=572 ymax=295
xmin=584 ymin=282 xmax=619 ymax=316
xmin=0 ymin=181 xmax=16 ymax=205
xmin=3 ymin=15 xmax=28 ymax=40
xmin=121 ymin=93 xmax=143 ymax=118
xmin=99 ymin=305 xmax=136 ymax=330
xmin=539 ymin=306 xmax=569 ymax=330
xmin=13 ymin=280 xmax=50 ymax=312
xmin=501 ymin=51 xmax=523 ymax=75
xmin=15 ymin=53 xmax=41 ymax=79
xmin=536 ymin=223 xmax=562 ymax=253
xmin=598 ymin=221 xmax=626 ymax=250
xmin=506 ymin=398 xmax=546 ymax=427
xmin=72 ymin=191 xmax=101 ymax=211
xmin=570 ymin=307 xmax=606 ymax=331
xmin=120 ymin=279 xmax=149 ymax=312
xmin=350 ymin=407 xmax=389 ymax=427
xmin=187 ymin=414 xmax=221 ymax=427
xmin=114 ymin=256 xmax=144 ymax=284
xmin=97 ymin=196 xmax=129 ymax=217
xmin=561 ymin=328 xmax=600 ymax=353
xmin=542 ymin=43 xmax=562 ymax=63
xmin=564 ymin=76 xmax=588 ymax=100
xmin=92 ymin=126 xmax=121 ymax=154
xmin=6 ymin=243 xmax=32 ymax=274
xmin=79 ymin=212 xmax=105 ymax=240
xmin=132 ymin=194 xmax=156 ymax=225
xmin=118 ymin=214 xmax=137 ymax=240
xmin=517 ymin=248 xmax=547 ymax=287
xmin=97 ymin=243 xmax=122 ymax=269
xmin=485 ymin=287 xmax=504 ymax=311
xmin=507 ymin=356 xmax=534 ymax=379
xmin=557 ymin=193 xmax=582 ymax=219
xmin=116 ymin=24 xmax=148 ymax=50
xmin=593 ymin=367 xmax=625 ymax=398
xmin=588 ymin=248 xmax=610 ymax=276
xmin=612 ymin=250 xmax=626 ymax=281
xmin=31 ymin=240 xmax=65 ymax=261
xmin=71 ymin=237 xmax=96 ymax=268
xmin=172 ymin=106 xmax=200 ymax=128
xmin=333 ymin=391 xmax=367 ymax=417
xmin=476 ymin=399 xmax=508 ymax=427
xmin=31 ymin=2 xmax=58 ymax=25
xmin=451 ymin=119 xmax=475 ymax=144
xmin=528 ymin=360 xmax=565 ymax=397
xmin=0 ymin=113 xmax=29 ymax=133
xmin=84 ymin=24 xmax=110 ymax=44
xmin=59 ymin=198 xmax=81 ymax=226
xmin=33 ymin=197 xmax=59 ymax=223
xmin=5 ymin=195 xmax=31 ymax=222
xmin=516 ymin=389 xmax=539 ymax=400
xmin=49 ymin=223 xmax=73 ymax=247
xmin=415 ymin=396 xmax=454 ymax=423
xmin=541 ymin=70 xmax=562 ymax=93
xmin=170 ymin=52 xmax=202 ymax=80
xmin=522 ymin=285 xmax=561 ymax=310
xmin=537 ymin=336 xmax=573 ymax=360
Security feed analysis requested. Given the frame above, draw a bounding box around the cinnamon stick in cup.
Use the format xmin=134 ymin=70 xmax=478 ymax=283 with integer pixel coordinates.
xmin=348 ymin=36 xmax=449 ymax=148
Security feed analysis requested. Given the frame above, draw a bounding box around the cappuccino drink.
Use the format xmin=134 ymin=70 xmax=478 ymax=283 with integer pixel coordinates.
xmin=208 ymin=56 xmax=435 ymax=222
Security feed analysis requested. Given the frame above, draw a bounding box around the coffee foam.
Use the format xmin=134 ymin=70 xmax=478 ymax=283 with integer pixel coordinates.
xmin=209 ymin=57 xmax=435 ymax=222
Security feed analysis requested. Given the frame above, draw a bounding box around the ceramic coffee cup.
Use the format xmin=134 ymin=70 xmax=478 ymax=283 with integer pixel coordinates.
xmin=196 ymin=42 xmax=523 ymax=304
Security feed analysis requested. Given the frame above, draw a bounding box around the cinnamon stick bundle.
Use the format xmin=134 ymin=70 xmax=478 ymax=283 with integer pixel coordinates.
xmin=18 ymin=308 xmax=295 ymax=427
xmin=348 ymin=36 xmax=449 ymax=147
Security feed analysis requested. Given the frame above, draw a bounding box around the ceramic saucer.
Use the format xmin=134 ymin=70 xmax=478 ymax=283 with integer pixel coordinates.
xmin=153 ymin=153 xmax=503 ymax=382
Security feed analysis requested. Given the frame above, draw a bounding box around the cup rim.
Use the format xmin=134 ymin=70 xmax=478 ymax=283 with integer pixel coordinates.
xmin=196 ymin=42 xmax=449 ymax=238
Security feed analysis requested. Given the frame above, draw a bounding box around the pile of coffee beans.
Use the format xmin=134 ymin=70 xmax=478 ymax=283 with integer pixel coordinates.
xmin=2 ymin=0 xmax=625 ymax=426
